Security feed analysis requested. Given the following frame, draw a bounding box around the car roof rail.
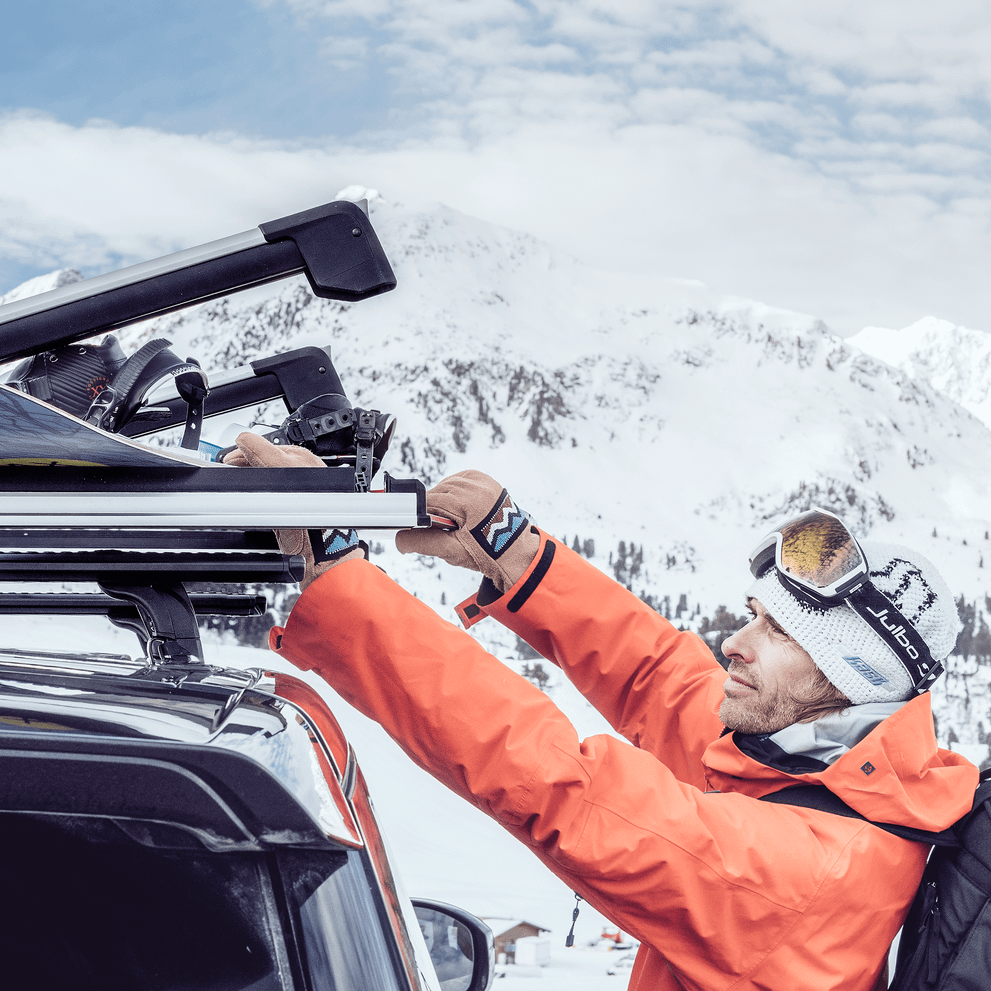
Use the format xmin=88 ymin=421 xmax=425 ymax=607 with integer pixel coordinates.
xmin=0 ymin=527 xmax=297 ymax=666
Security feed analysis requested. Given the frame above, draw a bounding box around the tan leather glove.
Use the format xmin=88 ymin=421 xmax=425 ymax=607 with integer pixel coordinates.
xmin=224 ymin=432 xmax=365 ymax=591
xmin=223 ymin=433 xmax=325 ymax=468
xmin=395 ymin=470 xmax=539 ymax=592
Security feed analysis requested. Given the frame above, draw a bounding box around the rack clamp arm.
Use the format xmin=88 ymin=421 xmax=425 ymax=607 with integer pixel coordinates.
xmin=354 ymin=410 xmax=377 ymax=492
xmin=99 ymin=581 xmax=205 ymax=665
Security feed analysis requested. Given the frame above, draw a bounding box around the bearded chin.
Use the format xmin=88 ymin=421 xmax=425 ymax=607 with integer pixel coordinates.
xmin=720 ymin=667 xmax=849 ymax=733
xmin=719 ymin=690 xmax=792 ymax=735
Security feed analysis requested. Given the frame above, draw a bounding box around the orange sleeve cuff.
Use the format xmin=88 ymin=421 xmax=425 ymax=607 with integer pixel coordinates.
xmin=455 ymin=528 xmax=556 ymax=628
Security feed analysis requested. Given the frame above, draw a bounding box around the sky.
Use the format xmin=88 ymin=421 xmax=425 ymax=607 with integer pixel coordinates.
xmin=2 ymin=1 xmax=991 ymax=335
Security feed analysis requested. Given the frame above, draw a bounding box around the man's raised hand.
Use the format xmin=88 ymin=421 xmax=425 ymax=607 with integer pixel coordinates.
xmin=223 ymin=432 xmax=365 ymax=590
xmin=396 ymin=470 xmax=539 ymax=592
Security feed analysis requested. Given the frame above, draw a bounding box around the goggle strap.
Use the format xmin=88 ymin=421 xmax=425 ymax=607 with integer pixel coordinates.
xmin=748 ymin=536 xmax=777 ymax=581
xmin=845 ymin=584 xmax=942 ymax=693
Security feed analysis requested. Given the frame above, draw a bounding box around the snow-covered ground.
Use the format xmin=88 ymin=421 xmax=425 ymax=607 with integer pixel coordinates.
xmin=495 ymin=944 xmax=637 ymax=989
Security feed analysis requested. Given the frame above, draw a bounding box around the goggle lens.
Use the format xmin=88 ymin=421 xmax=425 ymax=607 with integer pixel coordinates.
xmin=777 ymin=511 xmax=864 ymax=591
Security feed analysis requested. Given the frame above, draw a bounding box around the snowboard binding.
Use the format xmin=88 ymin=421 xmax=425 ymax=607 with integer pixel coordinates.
xmin=7 ymin=335 xmax=211 ymax=451
xmin=224 ymin=395 xmax=397 ymax=491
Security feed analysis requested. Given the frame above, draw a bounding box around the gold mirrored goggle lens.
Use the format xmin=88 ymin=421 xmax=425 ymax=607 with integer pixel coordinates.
xmin=777 ymin=511 xmax=864 ymax=590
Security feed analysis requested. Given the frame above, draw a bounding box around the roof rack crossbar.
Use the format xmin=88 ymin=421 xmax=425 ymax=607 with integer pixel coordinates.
xmin=0 ymin=592 xmax=267 ymax=617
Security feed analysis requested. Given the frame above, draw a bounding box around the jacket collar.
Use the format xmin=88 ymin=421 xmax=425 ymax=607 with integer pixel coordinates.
xmin=703 ymin=693 xmax=978 ymax=829
xmin=734 ymin=702 xmax=906 ymax=774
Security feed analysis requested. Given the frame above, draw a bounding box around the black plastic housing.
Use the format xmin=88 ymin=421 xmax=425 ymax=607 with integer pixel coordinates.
xmin=0 ymin=731 xmax=336 ymax=850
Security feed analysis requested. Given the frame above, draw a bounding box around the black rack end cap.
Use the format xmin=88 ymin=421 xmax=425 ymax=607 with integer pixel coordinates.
xmin=259 ymin=200 xmax=397 ymax=302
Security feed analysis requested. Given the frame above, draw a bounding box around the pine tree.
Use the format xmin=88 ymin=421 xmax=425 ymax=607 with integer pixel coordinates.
xmin=696 ymin=606 xmax=748 ymax=667
xmin=522 ymin=662 xmax=550 ymax=692
xmin=955 ymin=596 xmax=976 ymax=659
xmin=975 ymin=615 xmax=991 ymax=665
xmin=612 ymin=540 xmax=643 ymax=588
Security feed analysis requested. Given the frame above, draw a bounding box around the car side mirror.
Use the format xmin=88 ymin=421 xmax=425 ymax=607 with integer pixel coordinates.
xmin=412 ymin=898 xmax=495 ymax=991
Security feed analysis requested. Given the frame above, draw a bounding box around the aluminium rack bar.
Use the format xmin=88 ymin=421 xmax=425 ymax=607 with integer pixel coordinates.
xmin=0 ymin=467 xmax=430 ymax=530
xmin=0 ymin=200 xmax=396 ymax=364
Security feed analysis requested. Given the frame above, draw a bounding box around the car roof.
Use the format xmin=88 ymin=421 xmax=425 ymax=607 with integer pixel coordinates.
xmin=0 ymin=651 xmax=363 ymax=852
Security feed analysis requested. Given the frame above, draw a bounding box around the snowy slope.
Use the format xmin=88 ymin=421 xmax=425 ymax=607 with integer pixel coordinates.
xmin=850 ymin=317 xmax=991 ymax=432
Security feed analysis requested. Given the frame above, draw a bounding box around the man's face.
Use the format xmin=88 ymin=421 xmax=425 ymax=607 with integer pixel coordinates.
xmin=719 ymin=597 xmax=834 ymax=734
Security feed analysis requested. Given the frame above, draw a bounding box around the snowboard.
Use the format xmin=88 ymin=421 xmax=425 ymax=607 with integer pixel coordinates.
xmin=0 ymin=383 xmax=436 ymax=530
xmin=0 ymin=383 xmax=212 ymax=468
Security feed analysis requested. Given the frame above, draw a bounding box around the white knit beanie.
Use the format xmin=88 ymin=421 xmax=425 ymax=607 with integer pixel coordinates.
xmin=746 ymin=540 xmax=960 ymax=704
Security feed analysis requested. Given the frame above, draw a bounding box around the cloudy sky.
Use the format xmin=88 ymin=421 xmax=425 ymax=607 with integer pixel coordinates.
xmin=2 ymin=1 xmax=990 ymax=335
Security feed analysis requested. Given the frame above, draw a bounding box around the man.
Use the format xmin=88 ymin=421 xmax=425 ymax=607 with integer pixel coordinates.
xmin=228 ymin=435 xmax=977 ymax=991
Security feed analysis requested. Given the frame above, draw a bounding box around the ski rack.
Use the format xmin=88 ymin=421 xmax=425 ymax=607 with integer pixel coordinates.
xmin=121 ymin=345 xmax=352 ymax=437
xmin=0 ymin=198 xmax=423 ymax=672
xmin=0 ymin=199 xmax=395 ymax=364
xmin=0 ymin=466 xmax=429 ymax=665
xmin=0 ymin=396 xmax=431 ymax=667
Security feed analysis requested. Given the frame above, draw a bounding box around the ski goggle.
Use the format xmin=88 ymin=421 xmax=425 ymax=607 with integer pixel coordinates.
xmin=748 ymin=507 xmax=869 ymax=602
xmin=748 ymin=507 xmax=942 ymax=693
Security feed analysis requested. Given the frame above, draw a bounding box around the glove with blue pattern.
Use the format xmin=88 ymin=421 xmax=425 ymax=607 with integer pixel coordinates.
xmin=224 ymin=432 xmax=366 ymax=590
xmin=396 ymin=470 xmax=539 ymax=592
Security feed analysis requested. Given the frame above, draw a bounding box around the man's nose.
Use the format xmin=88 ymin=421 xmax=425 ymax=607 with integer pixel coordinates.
xmin=721 ymin=627 xmax=753 ymax=664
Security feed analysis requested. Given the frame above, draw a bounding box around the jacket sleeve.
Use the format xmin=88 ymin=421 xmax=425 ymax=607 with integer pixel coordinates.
xmin=469 ymin=531 xmax=727 ymax=787
xmin=271 ymin=559 xmax=923 ymax=988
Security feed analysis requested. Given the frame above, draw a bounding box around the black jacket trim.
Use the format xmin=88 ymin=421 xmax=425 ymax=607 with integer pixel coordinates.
xmin=733 ymin=731 xmax=830 ymax=774
xmin=476 ymin=577 xmax=503 ymax=608
xmin=507 ymin=539 xmax=555 ymax=613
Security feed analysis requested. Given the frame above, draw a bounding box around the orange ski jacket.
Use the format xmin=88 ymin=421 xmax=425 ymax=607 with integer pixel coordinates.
xmin=271 ymin=532 xmax=978 ymax=991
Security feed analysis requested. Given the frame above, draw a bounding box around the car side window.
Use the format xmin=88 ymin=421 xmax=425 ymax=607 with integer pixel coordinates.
xmin=280 ymin=849 xmax=407 ymax=991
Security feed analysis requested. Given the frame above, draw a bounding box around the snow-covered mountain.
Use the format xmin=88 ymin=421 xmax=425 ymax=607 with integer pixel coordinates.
xmin=0 ymin=266 xmax=83 ymax=305
xmin=6 ymin=190 xmax=991 ymax=759
xmin=851 ymin=317 xmax=991 ymax=431
xmin=108 ymin=189 xmax=991 ymax=604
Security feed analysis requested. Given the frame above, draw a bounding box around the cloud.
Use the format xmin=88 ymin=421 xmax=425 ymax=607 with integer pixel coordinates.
xmin=919 ymin=117 xmax=991 ymax=145
xmin=5 ymin=0 xmax=991 ymax=336
xmin=261 ymin=0 xmax=991 ymax=182
xmin=4 ymin=106 xmax=991 ymax=338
